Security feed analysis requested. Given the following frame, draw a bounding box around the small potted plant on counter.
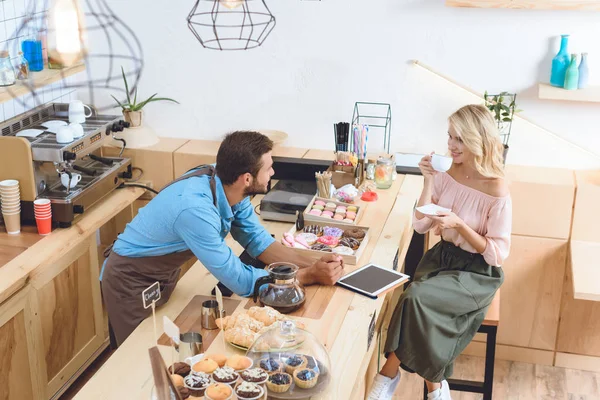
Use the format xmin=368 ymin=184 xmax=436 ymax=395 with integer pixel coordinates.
xmin=111 ymin=66 xmax=179 ymax=128
xmin=484 ymin=91 xmax=521 ymax=164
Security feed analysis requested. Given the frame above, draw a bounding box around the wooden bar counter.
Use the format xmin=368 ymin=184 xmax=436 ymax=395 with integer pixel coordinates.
xmin=73 ymin=174 xmax=424 ymax=400
xmin=0 ymin=186 xmax=145 ymax=400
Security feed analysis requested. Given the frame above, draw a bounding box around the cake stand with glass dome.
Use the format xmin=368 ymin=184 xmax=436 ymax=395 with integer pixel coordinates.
xmin=245 ymin=320 xmax=331 ymax=399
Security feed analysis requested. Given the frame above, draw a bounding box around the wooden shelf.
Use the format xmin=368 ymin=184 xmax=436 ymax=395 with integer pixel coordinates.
xmin=538 ymin=82 xmax=600 ymax=103
xmin=446 ymin=0 xmax=600 ymax=10
xmin=0 ymin=63 xmax=85 ymax=105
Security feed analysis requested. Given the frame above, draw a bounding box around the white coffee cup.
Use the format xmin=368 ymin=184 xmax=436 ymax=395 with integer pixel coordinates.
xmin=431 ymin=154 xmax=453 ymax=172
xmin=60 ymin=173 xmax=82 ymax=189
xmin=56 ymin=126 xmax=74 ymax=143
xmin=68 ymin=100 xmax=93 ymax=123
xmin=69 ymin=122 xmax=84 ymax=138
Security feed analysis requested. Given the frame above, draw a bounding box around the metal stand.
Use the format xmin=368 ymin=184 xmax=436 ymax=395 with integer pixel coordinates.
xmin=351 ymin=102 xmax=392 ymax=154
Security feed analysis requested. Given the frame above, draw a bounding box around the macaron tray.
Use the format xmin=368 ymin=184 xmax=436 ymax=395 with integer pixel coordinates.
xmin=302 ymin=196 xmax=364 ymax=225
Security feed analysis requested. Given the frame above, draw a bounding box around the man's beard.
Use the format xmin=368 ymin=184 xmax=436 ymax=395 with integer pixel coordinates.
xmin=243 ymin=181 xmax=268 ymax=197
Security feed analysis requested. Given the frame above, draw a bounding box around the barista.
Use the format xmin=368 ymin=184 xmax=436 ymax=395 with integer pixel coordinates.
xmin=101 ymin=131 xmax=344 ymax=346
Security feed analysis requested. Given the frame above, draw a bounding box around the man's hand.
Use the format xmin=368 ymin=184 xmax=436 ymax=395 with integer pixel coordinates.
xmin=297 ymin=254 xmax=344 ymax=286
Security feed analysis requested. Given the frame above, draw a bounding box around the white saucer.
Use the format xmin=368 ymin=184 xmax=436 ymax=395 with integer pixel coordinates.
xmin=416 ymin=204 xmax=451 ymax=216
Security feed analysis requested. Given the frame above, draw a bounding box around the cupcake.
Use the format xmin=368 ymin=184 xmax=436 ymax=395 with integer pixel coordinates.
xmin=170 ymin=361 xmax=191 ymax=377
xmin=293 ymin=368 xmax=320 ymax=389
xmin=259 ymin=357 xmax=283 ymax=372
xmin=266 ymin=372 xmax=292 ymax=393
xmin=178 ymin=386 xmax=191 ymax=399
xmin=192 ymin=359 xmax=219 ymax=375
xmin=205 ymin=354 xmax=228 ymax=368
xmin=234 ymin=381 xmax=264 ymax=399
xmin=239 ymin=368 xmax=268 ymax=384
xmin=204 ymin=382 xmax=233 ymax=400
xmin=212 ymin=366 xmax=239 ymax=387
xmin=284 ymin=354 xmax=308 ymax=374
xmin=183 ymin=372 xmax=211 ymax=396
xmin=225 ymin=355 xmax=253 ymax=371
xmin=171 ymin=374 xmax=185 ymax=388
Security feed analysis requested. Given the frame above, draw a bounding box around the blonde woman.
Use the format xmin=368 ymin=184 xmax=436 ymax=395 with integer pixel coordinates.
xmin=367 ymin=105 xmax=512 ymax=400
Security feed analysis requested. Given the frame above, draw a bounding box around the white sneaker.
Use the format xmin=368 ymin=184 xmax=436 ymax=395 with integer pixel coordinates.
xmin=366 ymin=371 xmax=401 ymax=400
xmin=427 ymin=380 xmax=452 ymax=400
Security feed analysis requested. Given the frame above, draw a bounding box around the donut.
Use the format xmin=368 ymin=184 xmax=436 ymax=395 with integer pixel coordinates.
xmin=317 ymin=235 xmax=339 ymax=247
xmin=314 ymin=200 xmax=326 ymax=206
xmin=343 ymin=228 xmax=366 ymax=241
xmin=332 ymin=246 xmax=354 ymax=255
xmin=323 ymin=227 xmax=344 ymax=238
xmin=304 ymin=225 xmax=323 ymax=236
xmin=310 ymin=243 xmax=332 ymax=252
xmin=296 ymin=233 xmax=318 ymax=245
xmin=339 ymin=237 xmax=360 ymax=250
xmin=347 ymin=206 xmax=358 ymax=212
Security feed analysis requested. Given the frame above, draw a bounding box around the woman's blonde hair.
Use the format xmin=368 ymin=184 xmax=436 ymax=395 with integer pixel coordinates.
xmin=448 ymin=104 xmax=505 ymax=178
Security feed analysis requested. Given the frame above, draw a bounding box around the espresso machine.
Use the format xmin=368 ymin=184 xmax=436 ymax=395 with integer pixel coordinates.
xmin=0 ymin=102 xmax=133 ymax=227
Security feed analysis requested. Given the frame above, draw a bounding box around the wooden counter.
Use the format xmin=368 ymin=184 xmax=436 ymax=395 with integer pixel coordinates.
xmin=72 ymin=174 xmax=424 ymax=400
xmin=0 ymin=186 xmax=145 ymax=400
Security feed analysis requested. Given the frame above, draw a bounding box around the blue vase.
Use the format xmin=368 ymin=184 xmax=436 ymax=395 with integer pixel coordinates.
xmin=550 ymin=34 xmax=570 ymax=87
xmin=564 ymin=54 xmax=579 ymax=90
xmin=578 ymin=52 xmax=589 ymax=89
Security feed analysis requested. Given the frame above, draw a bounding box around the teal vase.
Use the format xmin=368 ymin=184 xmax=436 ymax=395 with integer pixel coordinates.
xmin=550 ymin=35 xmax=570 ymax=87
xmin=578 ymin=52 xmax=589 ymax=89
xmin=564 ymin=54 xmax=579 ymax=90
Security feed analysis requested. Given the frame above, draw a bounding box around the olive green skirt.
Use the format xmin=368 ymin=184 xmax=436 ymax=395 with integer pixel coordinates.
xmin=384 ymin=239 xmax=503 ymax=382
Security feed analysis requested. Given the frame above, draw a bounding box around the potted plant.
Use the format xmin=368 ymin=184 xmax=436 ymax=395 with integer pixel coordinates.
xmin=112 ymin=66 xmax=179 ymax=128
xmin=484 ymin=91 xmax=520 ymax=164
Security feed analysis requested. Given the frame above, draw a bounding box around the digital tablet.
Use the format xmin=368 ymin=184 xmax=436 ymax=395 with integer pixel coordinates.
xmin=336 ymin=263 xmax=410 ymax=299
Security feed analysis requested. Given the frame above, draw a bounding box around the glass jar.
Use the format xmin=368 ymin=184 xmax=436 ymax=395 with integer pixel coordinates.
xmin=366 ymin=159 xmax=376 ymax=180
xmin=0 ymin=51 xmax=16 ymax=87
xmin=374 ymin=157 xmax=394 ymax=189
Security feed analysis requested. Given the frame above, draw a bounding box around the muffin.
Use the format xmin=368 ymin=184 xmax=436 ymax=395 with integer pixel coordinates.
xmin=212 ymin=366 xmax=239 ymax=387
xmin=266 ymin=372 xmax=292 ymax=393
xmin=293 ymin=368 xmax=320 ymax=389
xmin=192 ymin=358 xmax=219 ymax=374
xmin=204 ymin=382 xmax=233 ymax=400
xmin=284 ymin=354 xmax=308 ymax=374
xmin=239 ymin=368 xmax=268 ymax=384
xmin=259 ymin=357 xmax=283 ymax=372
xmin=225 ymin=355 xmax=253 ymax=371
xmin=183 ymin=372 xmax=211 ymax=397
xmin=171 ymin=374 xmax=185 ymax=387
xmin=169 ymin=361 xmax=191 ymax=377
xmin=205 ymin=354 xmax=228 ymax=368
xmin=234 ymin=381 xmax=264 ymax=399
xmin=177 ymin=386 xmax=191 ymax=399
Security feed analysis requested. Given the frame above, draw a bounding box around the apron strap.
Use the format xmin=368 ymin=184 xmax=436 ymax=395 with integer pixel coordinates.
xmin=160 ymin=164 xmax=217 ymax=207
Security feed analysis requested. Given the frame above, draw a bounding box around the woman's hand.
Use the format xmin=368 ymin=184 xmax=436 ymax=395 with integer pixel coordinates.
xmin=418 ymin=153 xmax=437 ymax=182
xmin=429 ymin=211 xmax=464 ymax=230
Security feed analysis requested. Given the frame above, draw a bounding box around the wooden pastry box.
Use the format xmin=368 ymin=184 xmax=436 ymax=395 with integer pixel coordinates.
xmin=286 ymin=220 xmax=370 ymax=265
xmin=302 ymin=196 xmax=365 ymax=226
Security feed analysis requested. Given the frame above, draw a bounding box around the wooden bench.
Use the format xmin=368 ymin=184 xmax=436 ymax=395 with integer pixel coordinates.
xmin=423 ymin=292 xmax=500 ymax=400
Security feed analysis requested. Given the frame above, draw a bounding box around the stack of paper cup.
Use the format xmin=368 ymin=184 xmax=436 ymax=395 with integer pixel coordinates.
xmin=0 ymin=180 xmax=21 ymax=234
xmin=33 ymin=199 xmax=52 ymax=235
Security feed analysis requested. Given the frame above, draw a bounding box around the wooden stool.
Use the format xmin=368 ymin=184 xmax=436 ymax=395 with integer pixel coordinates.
xmin=423 ymin=292 xmax=500 ymax=400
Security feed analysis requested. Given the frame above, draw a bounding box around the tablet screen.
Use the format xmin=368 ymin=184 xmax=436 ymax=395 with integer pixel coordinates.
xmin=337 ymin=264 xmax=408 ymax=296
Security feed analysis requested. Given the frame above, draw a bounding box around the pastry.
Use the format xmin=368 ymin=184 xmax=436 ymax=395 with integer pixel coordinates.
xmin=308 ymin=209 xmax=322 ymax=216
xmin=213 ymin=366 xmax=239 ymax=386
xmin=294 ymin=235 xmax=310 ymax=249
xmin=224 ymin=326 xmax=257 ymax=348
xmin=184 ymin=373 xmax=211 ymax=397
xmin=259 ymin=357 xmax=283 ymax=372
xmin=284 ymin=354 xmax=308 ymax=374
xmin=314 ymin=200 xmax=326 ymax=206
xmin=321 ymin=210 xmax=334 ymax=217
xmin=205 ymin=354 xmax=228 ymax=368
xmin=310 ymin=243 xmax=332 ymax=252
xmin=339 ymin=237 xmax=360 ymax=250
xmin=247 ymin=306 xmax=286 ymax=325
xmin=220 ymin=313 xmax=265 ymax=332
xmin=293 ymin=368 xmax=320 ymax=389
xmin=235 ymin=381 xmax=263 ymax=399
xmin=295 ymin=232 xmax=318 ymax=245
xmin=311 ymin=205 xmax=324 ymax=211
xmin=333 ymin=214 xmax=344 ymax=221
xmin=324 ymin=206 xmax=336 ymax=213
xmin=347 ymin=205 xmax=358 ymax=212
xmin=323 ymin=227 xmax=343 ymax=238
xmin=169 ymin=361 xmax=191 ymax=377
xmin=320 ymin=214 xmax=332 ymax=219
xmin=171 ymin=374 xmax=185 ymax=387
xmin=333 ymin=245 xmax=354 ymax=255
xmin=303 ymin=225 xmax=324 ymax=236
xmin=317 ymin=235 xmax=339 ymax=247
xmin=177 ymin=386 xmax=191 ymax=399
xmin=345 ymin=211 xmax=357 ymax=220
xmin=226 ymin=355 xmax=253 ymax=371
xmin=343 ymin=227 xmax=366 ymax=241
xmin=192 ymin=358 xmax=219 ymax=374
xmin=239 ymin=368 xmax=268 ymax=384
xmin=325 ymin=202 xmax=337 ymax=209
xmin=343 ymin=218 xmax=354 ymax=223
xmin=266 ymin=372 xmax=292 ymax=393
xmin=335 ymin=206 xmax=347 ymax=213
xmin=204 ymin=382 xmax=233 ymax=400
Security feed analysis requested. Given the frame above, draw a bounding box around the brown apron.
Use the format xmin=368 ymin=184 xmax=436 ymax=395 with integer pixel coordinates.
xmin=101 ymin=165 xmax=217 ymax=346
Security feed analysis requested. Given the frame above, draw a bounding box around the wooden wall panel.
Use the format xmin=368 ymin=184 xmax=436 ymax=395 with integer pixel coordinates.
xmin=0 ymin=311 xmax=35 ymax=400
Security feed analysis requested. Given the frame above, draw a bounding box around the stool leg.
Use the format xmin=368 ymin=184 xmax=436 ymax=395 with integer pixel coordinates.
xmin=483 ymin=326 xmax=497 ymax=400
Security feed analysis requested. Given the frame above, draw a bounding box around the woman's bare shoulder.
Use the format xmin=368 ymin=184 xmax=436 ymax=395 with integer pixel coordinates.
xmin=484 ymin=177 xmax=510 ymax=198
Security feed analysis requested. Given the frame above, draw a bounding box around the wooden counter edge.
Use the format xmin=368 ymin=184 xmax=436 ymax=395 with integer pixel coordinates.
xmin=0 ymin=186 xmax=145 ymax=304
xmin=570 ymin=240 xmax=600 ymax=302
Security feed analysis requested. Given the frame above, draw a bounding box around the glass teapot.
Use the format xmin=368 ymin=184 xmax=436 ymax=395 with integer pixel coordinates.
xmin=253 ymin=262 xmax=306 ymax=314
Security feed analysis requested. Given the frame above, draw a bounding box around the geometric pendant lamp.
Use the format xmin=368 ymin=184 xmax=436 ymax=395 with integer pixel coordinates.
xmin=187 ymin=0 xmax=276 ymax=50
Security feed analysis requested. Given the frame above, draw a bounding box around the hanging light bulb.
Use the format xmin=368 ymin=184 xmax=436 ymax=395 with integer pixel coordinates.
xmin=219 ymin=0 xmax=244 ymax=9
xmin=47 ymin=0 xmax=88 ymax=67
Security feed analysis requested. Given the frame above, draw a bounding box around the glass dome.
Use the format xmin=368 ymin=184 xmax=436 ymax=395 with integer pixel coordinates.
xmin=245 ymin=320 xmax=331 ymax=399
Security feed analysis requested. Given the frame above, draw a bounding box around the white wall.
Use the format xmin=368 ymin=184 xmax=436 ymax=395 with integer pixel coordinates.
xmin=79 ymin=1 xmax=600 ymax=169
